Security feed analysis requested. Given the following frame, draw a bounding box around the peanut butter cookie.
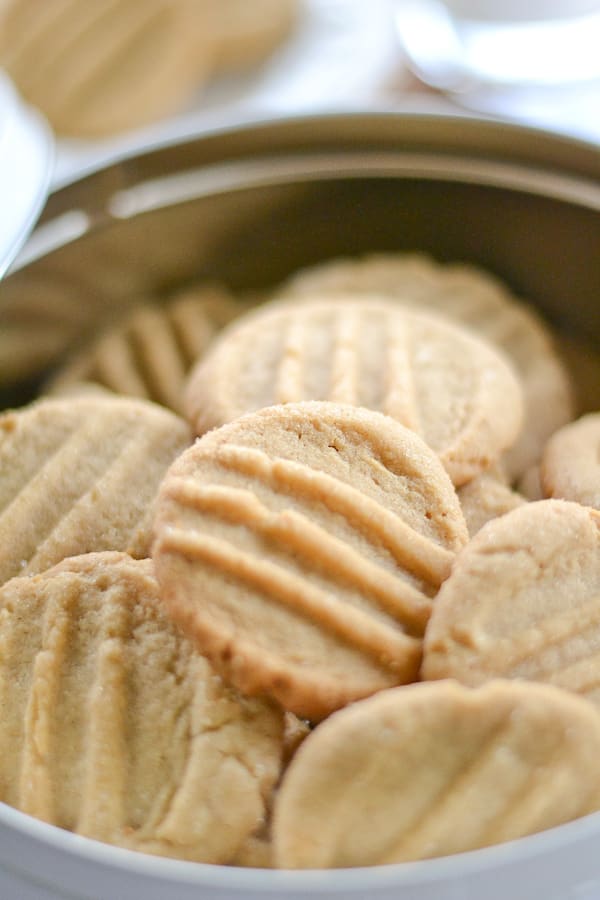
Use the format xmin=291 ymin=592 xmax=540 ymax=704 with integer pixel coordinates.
xmin=281 ymin=253 xmax=573 ymax=479
xmin=0 ymin=395 xmax=191 ymax=585
xmin=0 ymin=0 xmax=213 ymax=137
xmin=185 ymin=297 xmax=524 ymax=486
xmin=153 ymin=402 xmax=468 ymax=721
xmin=0 ymin=551 xmax=283 ymax=862
xmin=47 ymin=284 xmax=240 ymax=415
xmin=422 ymin=500 xmax=600 ymax=707
xmin=540 ymin=413 xmax=600 ymax=510
xmin=272 ymin=679 xmax=600 ymax=867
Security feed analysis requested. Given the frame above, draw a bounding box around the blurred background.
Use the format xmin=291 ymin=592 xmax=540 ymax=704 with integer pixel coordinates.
xmin=1 ymin=0 xmax=599 ymax=188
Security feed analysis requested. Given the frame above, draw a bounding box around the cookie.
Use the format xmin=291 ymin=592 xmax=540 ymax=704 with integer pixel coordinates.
xmin=184 ymin=296 xmax=524 ymax=486
xmin=540 ymin=413 xmax=600 ymax=511
xmin=47 ymin=284 xmax=240 ymax=415
xmin=422 ymin=500 xmax=600 ymax=706
xmin=457 ymin=470 xmax=525 ymax=536
xmin=281 ymin=253 xmax=574 ymax=479
xmin=0 ymin=551 xmax=283 ymax=862
xmin=152 ymin=402 xmax=468 ymax=721
xmin=206 ymin=0 xmax=298 ymax=72
xmin=0 ymin=0 xmax=211 ymax=136
xmin=0 ymin=395 xmax=191 ymax=586
xmin=272 ymin=680 xmax=600 ymax=868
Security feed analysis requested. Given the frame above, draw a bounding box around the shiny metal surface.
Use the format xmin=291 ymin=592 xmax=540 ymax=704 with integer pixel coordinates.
xmin=1 ymin=112 xmax=598 ymax=391
xmin=0 ymin=74 xmax=54 ymax=279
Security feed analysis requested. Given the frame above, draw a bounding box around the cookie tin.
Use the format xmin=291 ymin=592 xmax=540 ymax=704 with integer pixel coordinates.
xmin=0 ymin=112 xmax=599 ymax=899
xmin=0 ymin=73 xmax=54 ymax=278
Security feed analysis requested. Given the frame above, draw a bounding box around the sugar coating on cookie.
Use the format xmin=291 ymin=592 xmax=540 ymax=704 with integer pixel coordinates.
xmin=47 ymin=284 xmax=240 ymax=415
xmin=0 ymin=552 xmax=284 ymax=862
xmin=280 ymin=253 xmax=574 ymax=479
xmin=185 ymin=296 xmax=524 ymax=486
xmin=153 ymin=402 xmax=468 ymax=721
xmin=540 ymin=413 xmax=600 ymax=510
xmin=0 ymin=395 xmax=191 ymax=586
xmin=272 ymin=679 xmax=600 ymax=868
xmin=422 ymin=500 xmax=600 ymax=706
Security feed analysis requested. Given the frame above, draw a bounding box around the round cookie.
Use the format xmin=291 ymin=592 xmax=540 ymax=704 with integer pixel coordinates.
xmin=272 ymin=679 xmax=600 ymax=868
xmin=0 ymin=551 xmax=283 ymax=862
xmin=184 ymin=296 xmax=524 ymax=486
xmin=457 ymin=470 xmax=526 ymax=536
xmin=540 ymin=413 xmax=600 ymax=510
xmin=0 ymin=0 xmax=212 ymax=136
xmin=0 ymin=395 xmax=191 ymax=586
xmin=422 ymin=500 xmax=600 ymax=707
xmin=152 ymin=402 xmax=469 ymax=721
xmin=47 ymin=284 xmax=240 ymax=415
xmin=280 ymin=253 xmax=574 ymax=479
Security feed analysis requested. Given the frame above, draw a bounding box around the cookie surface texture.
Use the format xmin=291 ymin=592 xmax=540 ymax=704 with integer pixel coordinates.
xmin=540 ymin=413 xmax=600 ymax=510
xmin=281 ymin=253 xmax=573 ymax=479
xmin=0 ymin=552 xmax=283 ymax=861
xmin=272 ymin=679 xmax=600 ymax=868
xmin=185 ymin=296 xmax=524 ymax=486
xmin=47 ymin=284 xmax=240 ymax=415
xmin=153 ymin=402 xmax=468 ymax=720
xmin=0 ymin=396 xmax=191 ymax=585
xmin=422 ymin=500 xmax=600 ymax=705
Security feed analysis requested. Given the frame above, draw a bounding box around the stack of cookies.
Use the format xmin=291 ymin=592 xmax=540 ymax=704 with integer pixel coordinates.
xmin=1 ymin=252 xmax=600 ymax=870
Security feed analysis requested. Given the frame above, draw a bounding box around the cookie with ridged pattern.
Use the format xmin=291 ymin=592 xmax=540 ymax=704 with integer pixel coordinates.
xmin=152 ymin=402 xmax=468 ymax=721
xmin=0 ymin=551 xmax=283 ymax=861
xmin=540 ymin=413 xmax=600 ymax=511
xmin=272 ymin=679 xmax=600 ymax=868
xmin=47 ymin=284 xmax=240 ymax=415
xmin=0 ymin=395 xmax=191 ymax=586
xmin=184 ymin=296 xmax=524 ymax=486
xmin=422 ymin=500 xmax=600 ymax=706
xmin=280 ymin=253 xmax=574 ymax=479
xmin=0 ymin=0 xmax=212 ymax=137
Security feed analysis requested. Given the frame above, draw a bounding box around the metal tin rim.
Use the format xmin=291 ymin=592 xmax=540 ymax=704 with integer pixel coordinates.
xmin=0 ymin=74 xmax=54 ymax=278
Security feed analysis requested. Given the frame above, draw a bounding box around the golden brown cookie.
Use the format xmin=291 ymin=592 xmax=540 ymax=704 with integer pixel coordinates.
xmin=540 ymin=413 xmax=600 ymax=511
xmin=0 ymin=0 xmax=212 ymax=136
xmin=422 ymin=500 xmax=600 ymax=706
xmin=47 ymin=284 xmax=240 ymax=415
xmin=272 ymin=679 xmax=600 ymax=868
xmin=206 ymin=0 xmax=298 ymax=72
xmin=152 ymin=402 xmax=468 ymax=721
xmin=457 ymin=470 xmax=525 ymax=536
xmin=0 ymin=395 xmax=191 ymax=586
xmin=184 ymin=296 xmax=524 ymax=486
xmin=0 ymin=551 xmax=283 ymax=862
xmin=281 ymin=253 xmax=574 ymax=479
